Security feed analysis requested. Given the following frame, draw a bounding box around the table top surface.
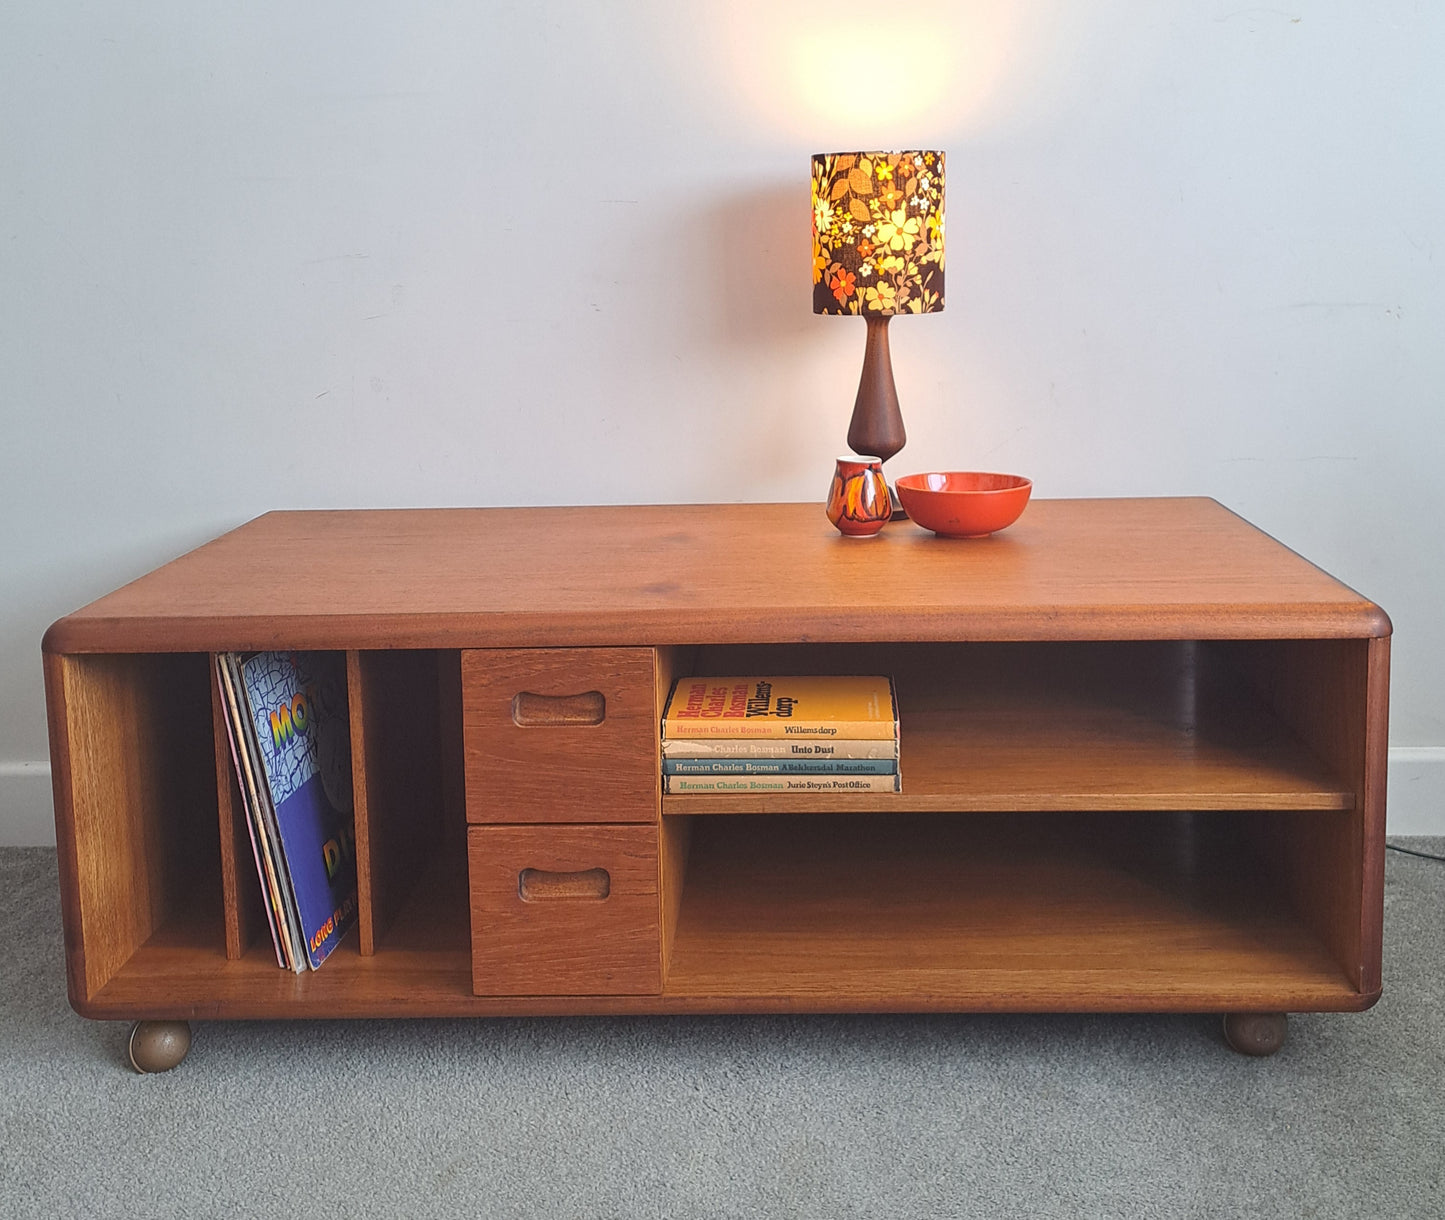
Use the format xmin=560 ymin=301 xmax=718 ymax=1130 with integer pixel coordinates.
xmin=44 ymin=498 xmax=1389 ymax=653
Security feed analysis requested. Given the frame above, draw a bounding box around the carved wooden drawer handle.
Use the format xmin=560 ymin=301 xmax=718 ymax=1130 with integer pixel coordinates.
xmin=511 ymin=690 xmax=606 ymax=727
xmin=518 ymin=867 xmax=611 ymax=901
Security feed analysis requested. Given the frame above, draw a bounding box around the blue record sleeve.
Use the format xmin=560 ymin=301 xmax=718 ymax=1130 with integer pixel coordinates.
xmin=241 ymin=651 xmax=358 ymax=969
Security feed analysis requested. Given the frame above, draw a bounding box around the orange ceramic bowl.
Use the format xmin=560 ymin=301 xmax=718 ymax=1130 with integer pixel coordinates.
xmin=895 ymin=472 xmax=1033 ymax=538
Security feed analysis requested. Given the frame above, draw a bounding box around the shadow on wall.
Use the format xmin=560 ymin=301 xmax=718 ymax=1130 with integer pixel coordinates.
xmin=704 ymin=183 xmax=817 ymax=351
xmin=640 ymin=180 xmax=855 ymax=493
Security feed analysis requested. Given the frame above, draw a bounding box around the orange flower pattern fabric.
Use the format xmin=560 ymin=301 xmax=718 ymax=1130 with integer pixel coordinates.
xmin=812 ymin=151 xmax=944 ymax=317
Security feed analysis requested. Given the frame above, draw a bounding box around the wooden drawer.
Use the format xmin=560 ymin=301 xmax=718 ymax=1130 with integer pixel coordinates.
xmin=462 ymin=647 xmax=659 ymax=824
xmin=468 ymin=823 xmax=661 ymax=995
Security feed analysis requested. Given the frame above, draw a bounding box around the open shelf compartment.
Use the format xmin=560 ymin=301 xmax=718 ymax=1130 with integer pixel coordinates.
xmin=659 ymin=810 xmax=1367 ymax=1011
xmin=660 ymin=641 xmax=1357 ymax=815
xmin=53 ymin=649 xmax=475 ymax=1018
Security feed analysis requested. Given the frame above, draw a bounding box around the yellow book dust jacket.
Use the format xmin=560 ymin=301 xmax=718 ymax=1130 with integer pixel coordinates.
xmin=661 ymin=675 xmax=898 ymax=740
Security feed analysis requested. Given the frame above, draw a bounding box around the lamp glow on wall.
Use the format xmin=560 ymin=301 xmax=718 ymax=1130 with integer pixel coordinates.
xmin=812 ymin=150 xmax=944 ymax=474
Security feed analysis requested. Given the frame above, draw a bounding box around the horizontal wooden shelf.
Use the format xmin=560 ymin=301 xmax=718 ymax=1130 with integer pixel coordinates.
xmin=664 ymin=643 xmax=1350 ymax=815
xmin=663 ymin=813 xmax=1364 ymax=1011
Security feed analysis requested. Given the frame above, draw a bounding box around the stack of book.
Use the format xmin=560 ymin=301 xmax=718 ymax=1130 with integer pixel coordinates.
xmin=660 ymin=675 xmax=900 ymax=793
xmin=215 ymin=650 xmax=360 ymax=972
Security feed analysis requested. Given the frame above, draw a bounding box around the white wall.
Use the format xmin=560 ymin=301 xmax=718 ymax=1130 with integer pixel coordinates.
xmin=2 ymin=1 xmax=1442 ymax=843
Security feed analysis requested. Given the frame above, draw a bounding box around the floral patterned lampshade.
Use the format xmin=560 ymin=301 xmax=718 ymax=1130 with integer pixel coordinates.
xmin=812 ymin=150 xmax=944 ymax=317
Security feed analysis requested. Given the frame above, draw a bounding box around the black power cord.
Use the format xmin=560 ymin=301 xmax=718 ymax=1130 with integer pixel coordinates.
xmin=1386 ymin=842 xmax=1445 ymax=863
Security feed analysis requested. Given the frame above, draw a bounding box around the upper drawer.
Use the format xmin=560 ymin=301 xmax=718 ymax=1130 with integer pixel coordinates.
xmin=462 ymin=647 xmax=659 ymax=823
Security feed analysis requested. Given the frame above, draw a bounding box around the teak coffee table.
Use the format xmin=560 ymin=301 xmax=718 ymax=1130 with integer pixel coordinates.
xmin=42 ymin=499 xmax=1390 ymax=1070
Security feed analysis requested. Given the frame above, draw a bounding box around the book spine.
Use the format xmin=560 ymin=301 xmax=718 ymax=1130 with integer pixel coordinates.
xmin=661 ymin=719 xmax=898 ymax=740
xmin=661 ymin=737 xmax=899 ymax=760
xmin=663 ymin=758 xmax=897 ymax=776
xmin=664 ymin=774 xmax=901 ymax=794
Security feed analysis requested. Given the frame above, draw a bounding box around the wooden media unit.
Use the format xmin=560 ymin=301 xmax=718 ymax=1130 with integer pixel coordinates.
xmin=41 ymin=499 xmax=1391 ymax=1069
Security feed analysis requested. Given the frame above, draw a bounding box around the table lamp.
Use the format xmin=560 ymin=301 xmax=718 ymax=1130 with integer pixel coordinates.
xmin=812 ymin=150 xmax=945 ymax=476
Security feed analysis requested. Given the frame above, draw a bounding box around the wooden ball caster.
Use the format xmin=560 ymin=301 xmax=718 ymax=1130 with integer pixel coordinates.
xmin=127 ymin=1020 xmax=192 ymax=1073
xmin=1222 ymin=1012 xmax=1287 ymax=1057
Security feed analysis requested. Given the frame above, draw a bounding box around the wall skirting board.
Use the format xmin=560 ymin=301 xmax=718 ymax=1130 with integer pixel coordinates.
xmin=1 ymin=753 xmax=1443 ymax=847
xmin=1385 ymin=748 xmax=1445 ymax=836
xmin=0 ymin=762 xmax=59 ymax=846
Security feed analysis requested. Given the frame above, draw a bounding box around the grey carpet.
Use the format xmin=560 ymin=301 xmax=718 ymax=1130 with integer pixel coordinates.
xmin=1 ymin=843 xmax=1441 ymax=1219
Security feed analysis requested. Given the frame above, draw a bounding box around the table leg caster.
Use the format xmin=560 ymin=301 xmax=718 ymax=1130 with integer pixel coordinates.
xmin=127 ymin=1020 xmax=193 ymax=1073
xmin=1222 ymin=1012 xmax=1287 ymax=1057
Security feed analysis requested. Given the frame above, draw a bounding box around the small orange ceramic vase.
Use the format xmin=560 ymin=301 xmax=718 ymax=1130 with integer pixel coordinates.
xmin=826 ymin=455 xmax=893 ymax=537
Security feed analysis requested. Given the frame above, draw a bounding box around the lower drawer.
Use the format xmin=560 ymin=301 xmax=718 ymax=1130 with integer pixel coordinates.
xmin=468 ymin=823 xmax=661 ymax=996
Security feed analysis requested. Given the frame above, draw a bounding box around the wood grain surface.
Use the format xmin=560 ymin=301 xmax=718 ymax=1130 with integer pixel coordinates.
xmin=1210 ymin=636 xmax=1390 ymax=995
xmin=664 ymin=641 xmax=1352 ymax=815
xmin=43 ymin=500 xmax=1391 ymax=1022
xmin=43 ymin=500 xmax=1390 ymax=654
xmin=349 ymin=650 xmax=450 ymax=955
xmin=468 ymin=823 xmax=661 ymax=995
xmin=462 ymin=648 xmax=660 ymax=823
xmin=53 ymin=653 xmax=221 ymax=1002
xmin=75 ymin=814 xmax=1372 ymax=1020
xmin=662 ymin=812 xmax=1360 ymax=1008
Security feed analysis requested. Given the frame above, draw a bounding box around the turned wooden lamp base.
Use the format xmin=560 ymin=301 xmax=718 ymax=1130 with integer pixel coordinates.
xmin=847 ymin=315 xmax=908 ymax=519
